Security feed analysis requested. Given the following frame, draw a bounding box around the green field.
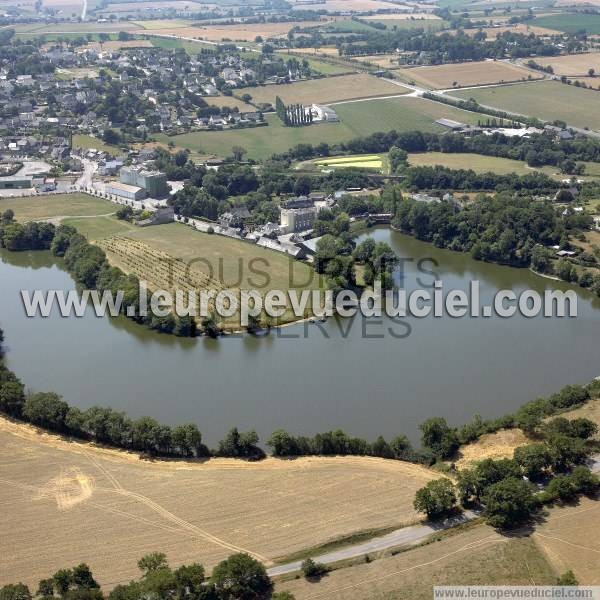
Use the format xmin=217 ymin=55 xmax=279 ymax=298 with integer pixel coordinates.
xmin=323 ymin=19 xmax=380 ymax=33
xmin=72 ymin=134 xmax=123 ymax=156
xmin=366 ymin=18 xmax=448 ymax=31
xmin=62 ymin=215 xmax=135 ymax=240
xmin=533 ymin=12 xmax=600 ymax=34
xmin=148 ymin=35 xmax=214 ymax=54
xmin=275 ymin=52 xmax=353 ymax=76
xmin=453 ymin=80 xmax=600 ymax=131
xmin=314 ymin=154 xmax=386 ymax=171
xmin=0 ymin=194 xmax=116 ymax=222
xmin=160 ymin=97 xmax=487 ymax=160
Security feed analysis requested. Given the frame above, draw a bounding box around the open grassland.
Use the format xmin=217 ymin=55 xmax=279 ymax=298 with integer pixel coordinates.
xmin=0 ymin=417 xmax=437 ymax=590
xmin=353 ymin=54 xmax=403 ymax=68
xmin=132 ymin=19 xmax=193 ymax=29
xmin=78 ymin=39 xmax=153 ymax=51
xmin=364 ymin=17 xmax=448 ymax=30
xmin=534 ymin=498 xmax=600 ymax=584
xmin=72 ymin=133 xmax=122 ymax=155
xmin=62 ymin=215 xmax=135 ymax=240
xmin=453 ymin=80 xmax=600 ymax=130
xmin=533 ymin=12 xmax=600 ymax=34
xmin=241 ymin=74 xmax=405 ymax=106
xmin=534 ymin=53 xmax=600 ymax=76
xmin=98 ymin=1 xmax=211 ymax=12
xmin=363 ymin=13 xmax=442 ymax=20
xmin=285 ymin=47 xmax=341 ymax=56
xmin=405 ymin=60 xmax=536 ymax=89
xmin=276 ymin=51 xmax=353 ymax=75
xmin=13 ymin=21 xmax=141 ymax=34
xmin=278 ymin=525 xmax=557 ymax=599
xmin=407 ymin=152 xmax=560 ymax=177
xmin=0 ymin=194 xmax=115 ymax=223
xmin=163 ymin=96 xmax=487 ymax=160
xmin=148 ymin=35 xmax=217 ymax=53
xmin=206 ymin=95 xmax=254 ymax=111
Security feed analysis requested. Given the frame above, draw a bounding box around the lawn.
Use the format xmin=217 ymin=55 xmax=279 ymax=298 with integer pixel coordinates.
xmin=453 ymin=80 xmax=600 ymax=131
xmin=533 ymin=12 xmax=600 ymax=34
xmin=72 ymin=134 xmax=122 ymax=156
xmin=161 ymin=96 xmax=488 ymax=160
xmin=62 ymin=215 xmax=135 ymax=240
xmin=405 ymin=60 xmax=537 ymax=90
xmin=0 ymin=194 xmax=116 ymax=222
xmin=242 ymin=74 xmax=404 ymax=107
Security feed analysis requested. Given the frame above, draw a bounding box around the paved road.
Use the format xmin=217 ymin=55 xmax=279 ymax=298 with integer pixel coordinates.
xmin=267 ymin=510 xmax=478 ymax=577
xmin=75 ymin=157 xmax=97 ymax=189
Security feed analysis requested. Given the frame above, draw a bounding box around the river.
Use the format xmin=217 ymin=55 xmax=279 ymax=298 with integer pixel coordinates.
xmin=1 ymin=227 xmax=598 ymax=446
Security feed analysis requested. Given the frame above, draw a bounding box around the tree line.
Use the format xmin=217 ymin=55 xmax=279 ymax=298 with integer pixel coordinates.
xmin=275 ymin=96 xmax=313 ymax=127
xmin=0 ymin=550 xmax=298 ymax=600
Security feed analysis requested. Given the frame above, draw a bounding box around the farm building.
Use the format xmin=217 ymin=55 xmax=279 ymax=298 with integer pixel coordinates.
xmin=120 ymin=166 xmax=169 ymax=198
xmin=0 ymin=176 xmax=33 ymax=189
xmin=311 ymin=104 xmax=339 ymax=123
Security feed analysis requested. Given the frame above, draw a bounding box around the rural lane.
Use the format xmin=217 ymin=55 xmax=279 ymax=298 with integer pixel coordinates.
xmin=267 ymin=510 xmax=478 ymax=577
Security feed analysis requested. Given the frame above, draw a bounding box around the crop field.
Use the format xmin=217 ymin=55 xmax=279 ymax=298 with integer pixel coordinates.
xmin=534 ymin=53 xmax=600 ymax=76
xmin=148 ymin=36 xmax=215 ymax=53
xmin=363 ymin=13 xmax=442 ymax=21
xmin=0 ymin=194 xmax=116 ymax=223
xmin=162 ymin=96 xmax=488 ymax=160
xmin=364 ymin=17 xmax=448 ymax=31
xmin=0 ymin=417 xmax=437 ymax=589
xmin=285 ymin=47 xmax=341 ymax=56
xmin=290 ymin=0 xmax=407 ymax=10
xmin=13 ymin=21 xmax=142 ymax=33
xmin=407 ymin=152 xmax=560 ymax=177
xmin=457 ymin=23 xmax=557 ymax=38
xmin=314 ymin=154 xmax=385 ymax=171
xmin=453 ymin=80 xmax=600 ymax=130
xmin=278 ymin=525 xmax=557 ymax=599
xmin=533 ymin=12 xmax=600 ymax=34
xmin=353 ymin=54 xmax=402 ymax=68
xmin=276 ymin=51 xmax=353 ymax=75
xmin=81 ymin=39 xmax=153 ymax=51
xmin=240 ymin=74 xmax=405 ymax=106
xmin=132 ymin=19 xmax=193 ymax=29
xmin=206 ymin=95 xmax=254 ymax=111
xmin=405 ymin=60 xmax=536 ymax=89
xmin=98 ymin=1 xmax=211 ymax=12
xmin=534 ymin=498 xmax=600 ymax=584
xmin=95 ymin=222 xmax=325 ymax=326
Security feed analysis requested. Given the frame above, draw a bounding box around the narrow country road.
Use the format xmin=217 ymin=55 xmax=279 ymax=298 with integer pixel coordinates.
xmin=267 ymin=510 xmax=478 ymax=577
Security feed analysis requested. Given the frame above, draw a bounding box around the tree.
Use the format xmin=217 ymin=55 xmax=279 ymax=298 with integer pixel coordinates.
xmin=72 ymin=564 xmax=99 ymax=590
xmin=1 ymin=209 xmax=14 ymax=224
xmin=231 ymin=146 xmax=247 ymax=162
xmin=23 ymin=392 xmax=69 ymax=431
xmin=514 ymin=444 xmax=553 ymax=480
xmin=557 ymin=570 xmax=578 ymax=585
xmin=267 ymin=429 xmax=296 ymax=456
xmin=293 ymin=175 xmax=311 ymax=197
xmin=138 ymin=553 xmax=168 ymax=576
xmin=301 ymin=558 xmax=328 ymax=580
xmin=547 ymin=434 xmax=588 ymax=471
xmin=173 ymin=563 xmax=205 ymax=598
xmin=545 ymin=475 xmax=576 ymax=502
xmin=419 ymin=417 xmax=459 ymax=459
xmin=588 ymin=68 xmax=595 ymax=78
xmin=210 ymin=554 xmax=272 ymax=600
xmin=0 ymin=584 xmax=31 ymax=600
xmin=482 ymin=478 xmax=536 ymax=528
xmin=272 ymin=593 xmax=296 ymax=600
xmin=413 ymin=478 xmax=457 ymax=519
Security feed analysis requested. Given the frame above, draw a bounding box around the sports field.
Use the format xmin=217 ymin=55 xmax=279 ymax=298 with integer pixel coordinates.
xmin=162 ymin=96 xmax=487 ymax=159
xmin=241 ymin=74 xmax=405 ymax=106
xmin=0 ymin=194 xmax=116 ymax=223
xmin=278 ymin=524 xmax=557 ymax=599
xmin=0 ymin=417 xmax=437 ymax=589
xmin=533 ymin=12 xmax=600 ymax=34
xmin=453 ymin=80 xmax=600 ymax=130
xmin=405 ymin=60 xmax=536 ymax=90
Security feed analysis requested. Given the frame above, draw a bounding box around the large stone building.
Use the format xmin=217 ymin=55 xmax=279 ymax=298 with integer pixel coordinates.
xmin=120 ymin=166 xmax=168 ymax=198
xmin=280 ymin=206 xmax=317 ymax=234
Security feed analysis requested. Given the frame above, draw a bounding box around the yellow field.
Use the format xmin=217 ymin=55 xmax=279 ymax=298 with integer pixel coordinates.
xmin=142 ymin=21 xmax=319 ymax=42
xmin=0 ymin=416 xmax=437 ymax=590
xmin=353 ymin=54 xmax=402 ymax=68
xmin=534 ymin=498 xmax=600 ymax=584
xmin=455 ymin=429 xmax=532 ymax=469
xmin=404 ymin=60 xmax=537 ymax=89
xmin=286 ymin=47 xmax=341 ymax=56
xmin=245 ymin=73 xmax=405 ymax=106
xmin=278 ymin=524 xmax=557 ymax=599
xmin=316 ymin=155 xmax=384 ymax=169
xmin=536 ymin=53 xmax=600 ymax=76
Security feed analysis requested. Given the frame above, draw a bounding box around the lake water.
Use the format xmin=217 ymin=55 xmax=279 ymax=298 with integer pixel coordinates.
xmin=1 ymin=227 xmax=599 ymax=447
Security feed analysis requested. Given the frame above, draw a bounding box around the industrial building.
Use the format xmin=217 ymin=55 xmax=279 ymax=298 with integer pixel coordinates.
xmin=106 ymin=181 xmax=146 ymax=201
xmin=120 ymin=166 xmax=168 ymax=198
xmin=0 ymin=176 xmax=33 ymax=189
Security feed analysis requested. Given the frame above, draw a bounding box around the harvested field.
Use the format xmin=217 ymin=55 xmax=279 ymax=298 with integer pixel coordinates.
xmin=291 ymin=0 xmax=407 ymax=10
xmin=457 ymin=24 xmax=557 ymax=39
xmin=534 ymin=53 xmax=600 ymax=76
xmin=99 ymin=1 xmax=211 ymax=12
xmin=0 ymin=194 xmax=116 ymax=223
xmin=206 ymin=95 xmax=254 ymax=111
xmin=241 ymin=74 xmax=405 ymax=106
xmin=363 ymin=13 xmax=441 ymax=20
xmin=354 ymin=54 xmax=402 ymax=68
xmin=454 ymin=429 xmax=532 ymax=469
xmin=534 ymin=498 xmax=600 ymax=584
xmin=78 ymin=39 xmax=153 ymax=51
xmin=144 ymin=21 xmax=319 ymax=42
xmin=278 ymin=524 xmax=557 ymax=599
xmin=404 ymin=60 xmax=536 ymax=90
xmin=285 ymin=47 xmax=341 ymax=56
xmin=453 ymin=80 xmax=600 ymax=131
xmin=560 ymin=398 xmax=600 ymax=435
xmin=0 ymin=416 xmax=437 ymax=590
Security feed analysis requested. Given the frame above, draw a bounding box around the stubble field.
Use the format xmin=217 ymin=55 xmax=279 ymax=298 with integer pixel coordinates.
xmin=0 ymin=417 xmax=437 ymax=590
